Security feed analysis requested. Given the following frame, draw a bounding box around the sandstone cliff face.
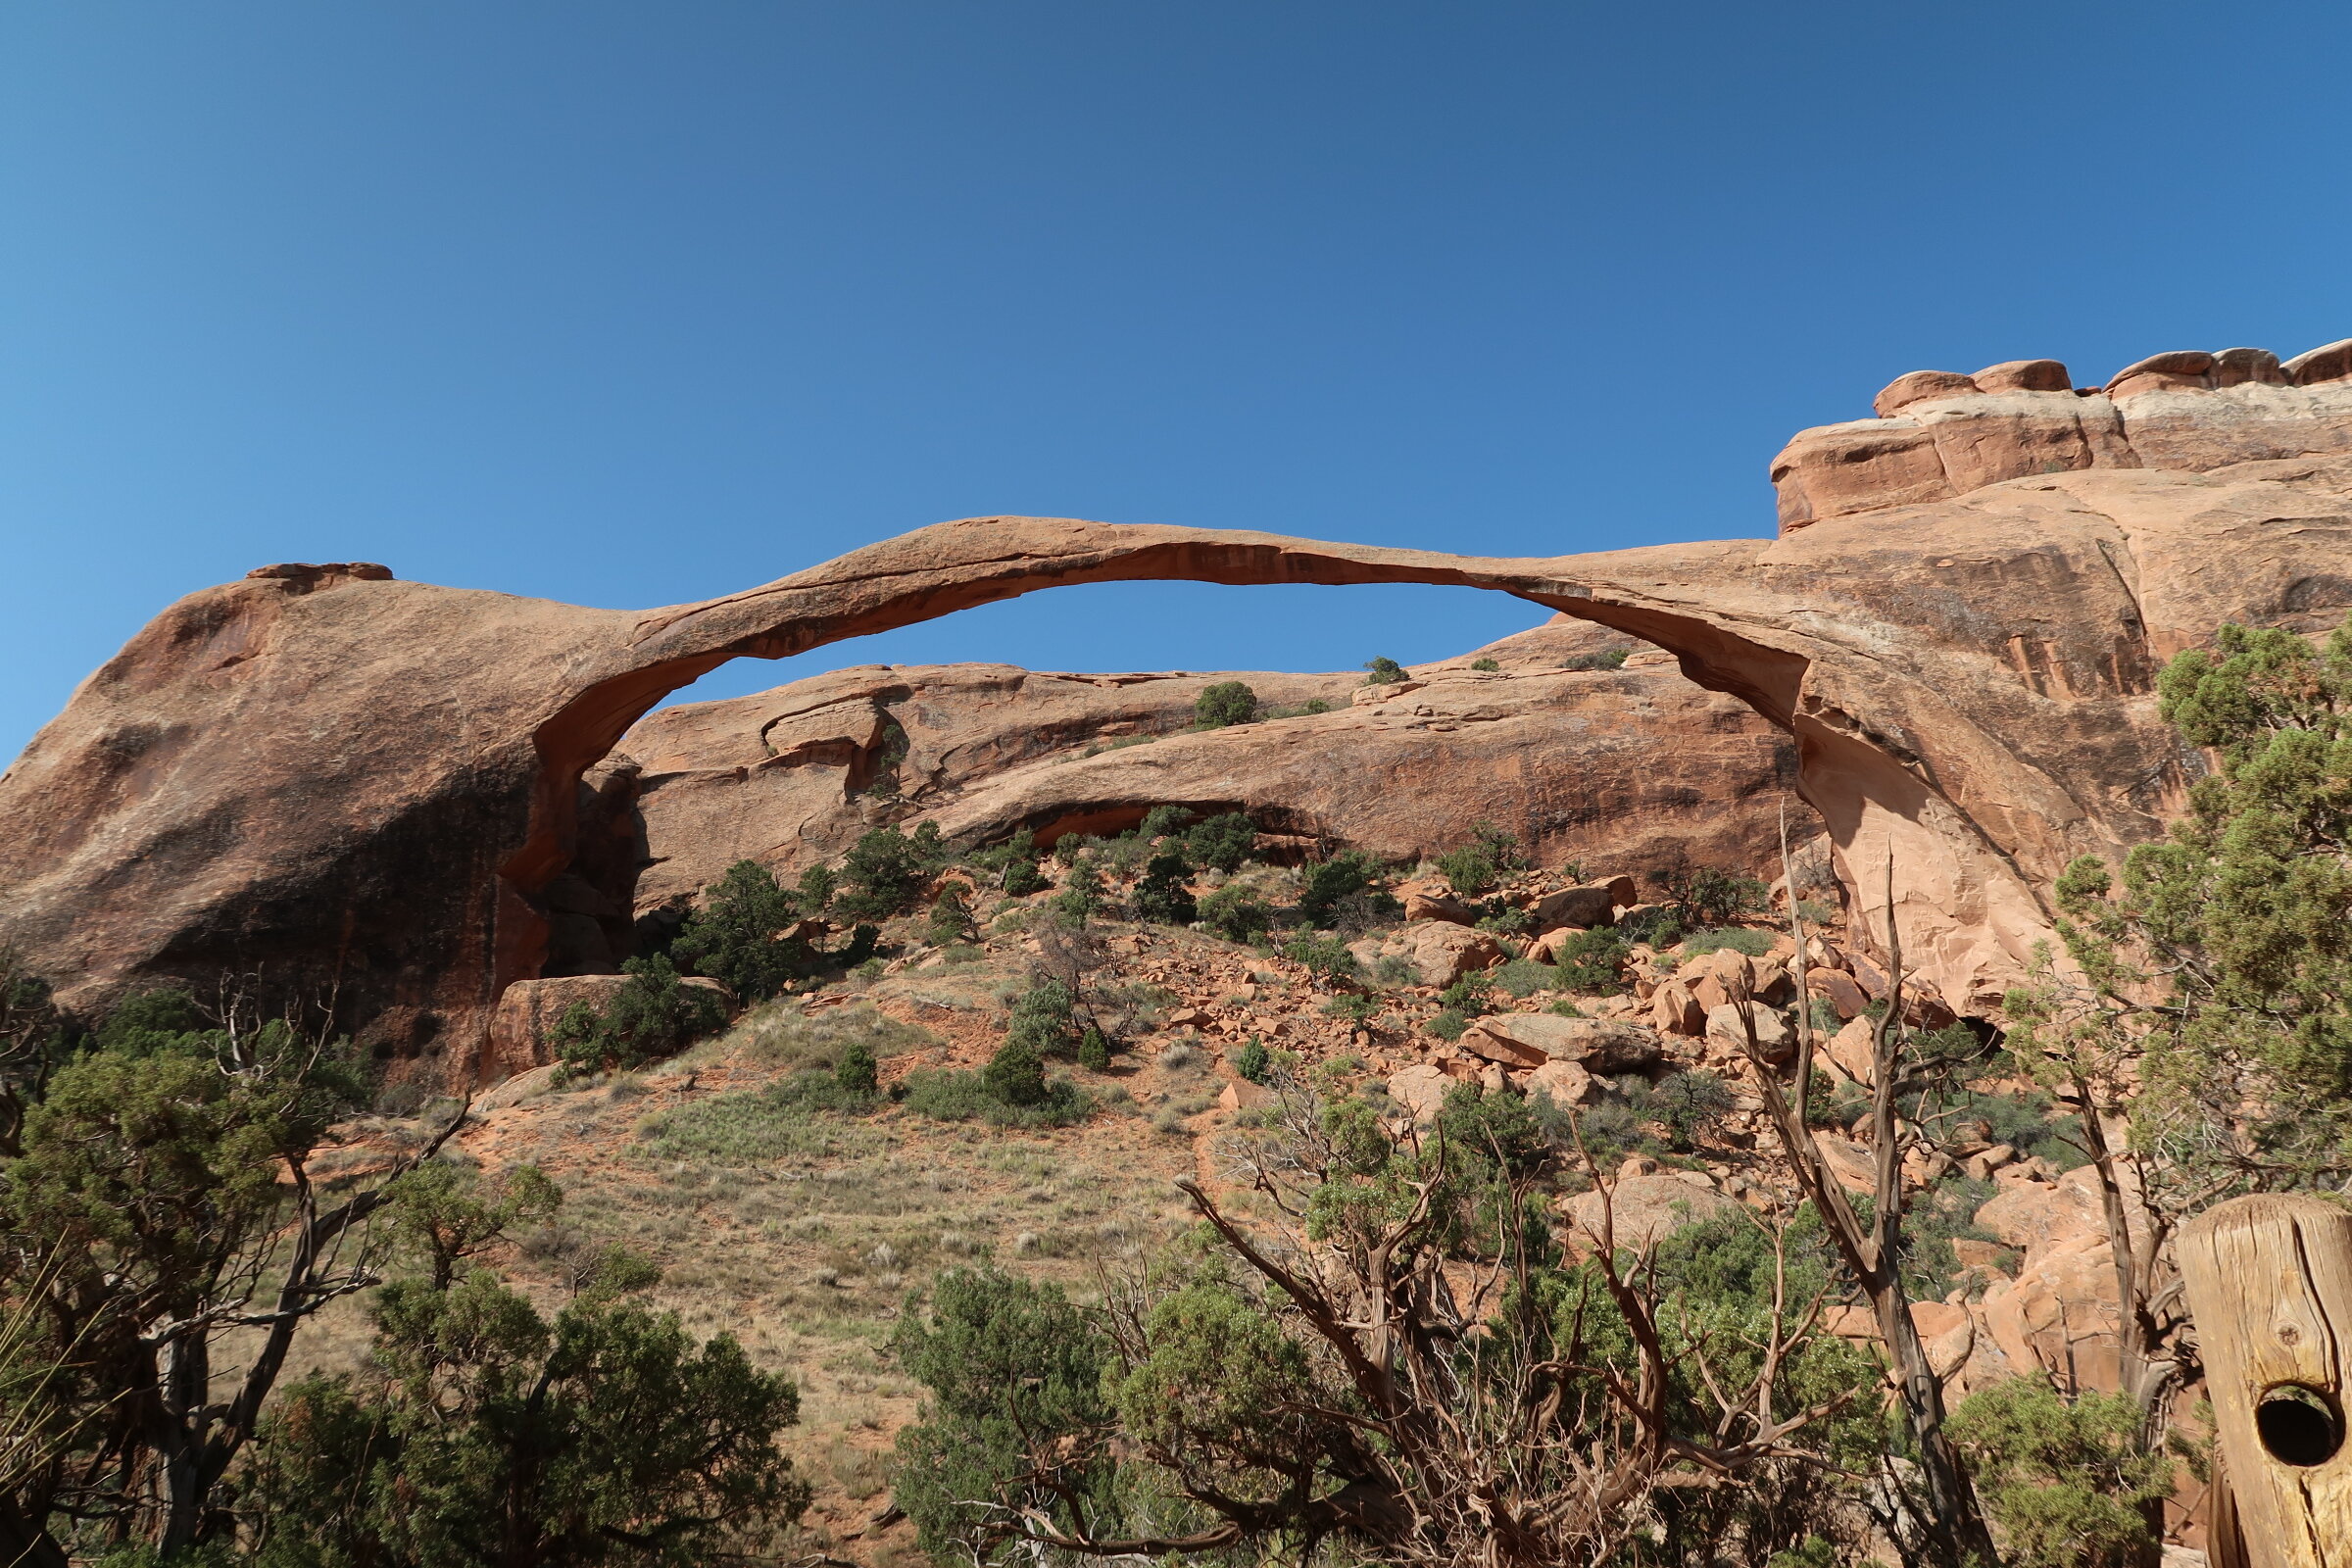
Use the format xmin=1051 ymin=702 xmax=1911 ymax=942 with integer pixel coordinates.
xmin=6 ymin=337 xmax=2350 ymax=1074
xmin=618 ymin=617 xmax=1808 ymax=915
xmin=1771 ymin=340 xmax=2352 ymax=532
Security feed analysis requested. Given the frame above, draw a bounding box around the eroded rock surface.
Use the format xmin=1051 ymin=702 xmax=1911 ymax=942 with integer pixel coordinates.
xmin=5 ymin=337 xmax=2351 ymax=1077
xmin=622 ymin=616 xmax=1806 ymax=913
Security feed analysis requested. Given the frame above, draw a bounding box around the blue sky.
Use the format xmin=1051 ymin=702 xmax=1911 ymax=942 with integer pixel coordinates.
xmin=5 ymin=3 xmax=2349 ymax=760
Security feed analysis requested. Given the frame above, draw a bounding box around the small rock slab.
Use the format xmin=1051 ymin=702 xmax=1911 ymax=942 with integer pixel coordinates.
xmin=1386 ymin=1064 xmax=1452 ymax=1124
xmin=1559 ymin=1171 xmax=1735 ymax=1250
xmin=1466 ymin=1013 xmax=1663 ymax=1074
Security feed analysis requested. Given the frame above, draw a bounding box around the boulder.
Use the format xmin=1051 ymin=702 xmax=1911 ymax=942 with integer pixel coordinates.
xmin=1353 ymin=922 xmax=1507 ymax=987
xmin=1980 ymin=1234 xmax=2123 ymax=1392
xmin=2211 ymin=347 xmax=2286 ymax=388
xmin=1649 ymin=980 xmax=1705 ymax=1037
xmin=2103 ymin=349 xmax=2216 ymax=400
xmin=1874 ymin=369 xmax=1982 ymax=416
xmin=1467 ymin=1013 xmax=1663 ymax=1074
xmin=1805 ymin=967 xmax=1871 ymax=1021
xmin=1527 ymin=927 xmax=1581 ymax=963
xmin=2286 ymin=337 xmax=2352 ymax=386
xmin=1460 ymin=1022 xmax=1547 ymax=1069
xmin=1977 ymin=1166 xmax=2107 ymax=1255
xmin=1396 ymin=877 xmax=1477 ymax=925
xmin=1824 ymin=1014 xmax=1878 ymax=1083
xmin=1814 ymin=1134 xmax=1878 ymax=1195
xmin=1217 ymin=1078 xmax=1271 ymax=1113
xmin=1971 ymin=359 xmax=2072 ymax=394
xmin=1705 ymin=1002 xmax=1793 ymax=1062
xmin=1386 ymin=1064 xmax=1451 ymax=1123
xmin=1525 ymin=877 xmax=1637 ymax=928
xmin=1558 ymin=1171 xmax=1736 ymax=1250
xmin=1523 ymin=1057 xmax=1596 ymax=1106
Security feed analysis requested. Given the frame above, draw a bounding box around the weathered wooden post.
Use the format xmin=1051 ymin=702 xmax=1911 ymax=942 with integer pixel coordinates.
xmin=2180 ymin=1194 xmax=2352 ymax=1568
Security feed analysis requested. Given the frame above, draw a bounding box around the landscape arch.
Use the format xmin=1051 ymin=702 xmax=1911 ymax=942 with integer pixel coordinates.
xmin=4 ymin=491 xmax=2296 ymax=1079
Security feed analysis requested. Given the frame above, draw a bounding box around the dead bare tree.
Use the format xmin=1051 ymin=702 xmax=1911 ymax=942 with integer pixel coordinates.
xmin=938 ymin=1064 xmax=1857 ymax=1568
xmin=1740 ymin=833 xmax=2000 ymax=1568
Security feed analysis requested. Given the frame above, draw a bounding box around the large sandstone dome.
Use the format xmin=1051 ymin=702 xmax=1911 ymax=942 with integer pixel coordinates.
xmin=5 ymin=336 xmax=2350 ymax=1080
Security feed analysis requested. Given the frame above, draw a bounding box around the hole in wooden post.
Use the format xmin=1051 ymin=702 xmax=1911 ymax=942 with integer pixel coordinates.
xmin=2257 ymin=1384 xmax=2342 ymax=1467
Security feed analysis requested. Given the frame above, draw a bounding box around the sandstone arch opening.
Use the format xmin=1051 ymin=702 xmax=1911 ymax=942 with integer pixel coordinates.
xmin=492 ymin=514 xmax=2047 ymax=1074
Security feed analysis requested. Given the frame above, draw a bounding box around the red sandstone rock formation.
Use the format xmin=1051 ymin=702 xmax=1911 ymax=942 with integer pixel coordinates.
xmin=5 ymin=336 xmax=2351 ymax=1077
xmin=619 ymin=616 xmax=1808 ymax=915
xmin=1772 ymin=339 xmax=2352 ymax=531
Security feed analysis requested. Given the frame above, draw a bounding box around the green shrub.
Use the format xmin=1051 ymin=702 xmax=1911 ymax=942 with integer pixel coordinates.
xmin=1362 ymin=656 xmax=1408 ymax=685
xmin=1260 ymin=698 xmax=1334 ymax=719
xmin=839 ymin=923 xmax=881 ymax=968
xmin=1004 ymin=978 xmax=1078 ymax=1058
xmin=1681 ymin=926 xmax=1773 ymax=958
xmin=1078 ymin=1027 xmax=1111 ymax=1071
xmin=1134 ymin=847 xmax=1198 ymax=925
xmin=551 ymin=956 xmax=728 ymax=1078
xmin=1138 ymin=805 xmax=1195 ymax=840
xmin=1551 ymin=928 xmax=1630 ymax=994
xmin=902 ymin=1067 xmax=1091 ymax=1128
xmin=636 ymin=1072 xmax=872 ymax=1163
xmin=1469 ymin=657 xmax=1500 ymax=671
xmin=983 ymin=1036 xmax=1048 ymax=1106
xmin=1434 ymin=846 xmax=1497 ymax=896
xmin=1049 ymin=857 xmax=1103 ymax=929
xmin=1469 ymin=820 xmax=1527 ymax=871
xmin=1559 ymin=647 xmax=1631 ymax=671
xmin=248 ymin=1268 xmax=806 ymax=1567
xmin=1183 ymin=812 xmax=1258 ymax=873
xmin=794 ymin=862 xmax=837 ymax=916
xmin=1322 ymin=992 xmax=1381 ymax=1029
xmin=1475 ymin=906 xmax=1535 ymax=938
xmin=1003 ymin=858 xmax=1049 ymax=897
xmin=889 ymin=1268 xmax=1115 ymax=1562
xmin=1436 ymin=972 xmax=1494 ymax=1018
xmin=1953 ymin=1087 xmax=2086 ymax=1170
xmin=1492 ymin=958 xmax=1559 ymax=998
xmin=837 ymin=824 xmax=949 ymax=920
xmin=926 ymin=882 xmax=979 ymax=946
xmin=1234 ymin=1037 xmax=1271 ymax=1084
xmin=970 ymin=828 xmax=1045 ymax=892
xmin=1199 ymin=886 xmax=1273 ymax=944
xmin=670 ymin=860 xmax=812 ymax=1001
xmin=836 ymin=1041 xmax=879 ymax=1096
xmin=1298 ymin=849 xmax=1394 ymax=928
xmin=1426 ymin=1009 xmax=1469 ymax=1041
xmin=1283 ymin=932 xmax=1360 ymax=985
xmin=1193 ymin=681 xmax=1258 ymax=729
xmin=1649 ymin=1070 xmax=1734 ymax=1151
xmin=1947 ymin=1379 xmax=2170 ymax=1568
xmin=1615 ymin=905 xmax=1684 ymax=948
xmin=1655 ymin=862 xmax=1768 ymax=927
xmin=1433 ymin=1082 xmax=1551 ymax=1179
